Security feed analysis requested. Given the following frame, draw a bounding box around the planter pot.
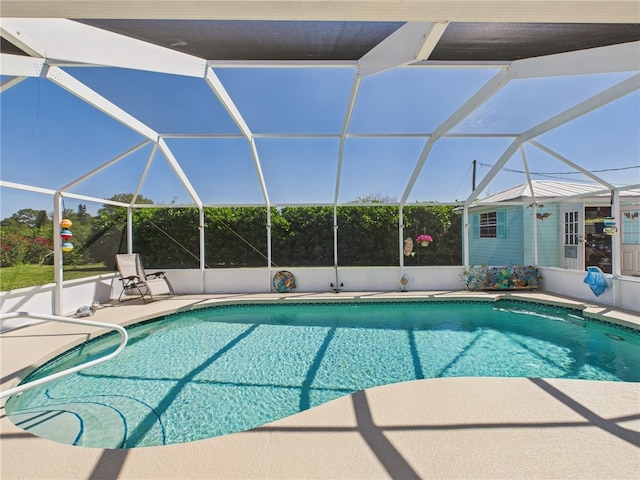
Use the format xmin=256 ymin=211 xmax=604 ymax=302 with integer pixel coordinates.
xmin=420 ymin=241 xmax=430 ymax=247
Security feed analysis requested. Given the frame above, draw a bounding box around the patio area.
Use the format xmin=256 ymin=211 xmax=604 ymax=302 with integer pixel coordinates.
xmin=1 ymin=291 xmax=639 ymax=479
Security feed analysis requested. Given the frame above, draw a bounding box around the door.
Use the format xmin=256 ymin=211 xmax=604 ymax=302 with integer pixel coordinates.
xmin=621 ymin=205 xmax=640 ymax=277
xmin=559 ymin=203 xmax=583 ymax=270
xmin=584 ymin=206 xmax=612 ymax=274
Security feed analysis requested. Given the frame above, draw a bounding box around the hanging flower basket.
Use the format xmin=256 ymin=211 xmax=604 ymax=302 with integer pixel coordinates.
xmin=416 ymin=234 xmax=433 ymax=247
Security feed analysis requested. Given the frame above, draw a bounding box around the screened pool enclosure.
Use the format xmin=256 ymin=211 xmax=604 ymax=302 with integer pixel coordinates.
xmin=1 ymin=1 xmax=639 ymax=314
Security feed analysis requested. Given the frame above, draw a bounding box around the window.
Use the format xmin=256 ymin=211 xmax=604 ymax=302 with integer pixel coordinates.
xmin=564 ymin=211 xmax=579 ymax=245
xmin=471 ymin=210 xmax=506 ymax=239
xmin=480 ymin=212 xmax=497 ymax=238
xmin=622 ymin=210 xmax=640 ymax=245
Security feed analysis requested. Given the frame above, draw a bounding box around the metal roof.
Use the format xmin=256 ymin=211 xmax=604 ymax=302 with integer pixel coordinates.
xmin=474 ymin=181 xmax=610 ymax=204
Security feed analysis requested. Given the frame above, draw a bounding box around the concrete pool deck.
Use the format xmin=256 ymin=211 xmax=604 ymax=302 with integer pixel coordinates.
xmin=1 ymin=291 xmax=639 ymax=479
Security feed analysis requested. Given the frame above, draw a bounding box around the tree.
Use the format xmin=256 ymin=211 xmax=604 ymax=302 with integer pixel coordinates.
xmin=0 ymin=209 xmax=53 ymax=266
xmin=352 ymin=193 xmax=397 ymax=204
xmin=1 ymin=208 xmax=51 ymax=230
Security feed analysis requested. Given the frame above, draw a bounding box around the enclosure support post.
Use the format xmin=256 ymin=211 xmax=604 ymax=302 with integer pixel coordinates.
xmin=399 ymin=205 xmax=405 ymax=282
xmin=200 ymin=207 xmax=205 ymax=294
xmin=519 ymin=146 xmax=538 ymax=266
xmin=53 ymin=192 xmax=63 ymax=316
xmin=332 ymin=206 xmax=341 ymax=292
xmin=126 ymin=207 xmax=133 ymax=253
xmin=531 ymin=203 xmax=539 ymax=265
xmin=463 ymin=205 xmax=470 ymax=268
xmin=611 ymin=189 xmax=621 ymax=307
xmin=267 ymin=208 xmax=272 ymax=292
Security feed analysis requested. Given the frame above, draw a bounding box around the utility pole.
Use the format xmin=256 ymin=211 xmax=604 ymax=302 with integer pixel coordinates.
xmin=472 ymin=160 xmax=477 ymax=191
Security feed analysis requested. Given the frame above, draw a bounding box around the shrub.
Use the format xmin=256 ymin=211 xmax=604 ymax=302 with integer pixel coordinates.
xmin=0 ymin=232 xmax=28 ymax=267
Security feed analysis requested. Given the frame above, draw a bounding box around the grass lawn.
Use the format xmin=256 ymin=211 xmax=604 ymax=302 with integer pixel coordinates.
xmin=0 ymin=263 xmax=112 ymax=291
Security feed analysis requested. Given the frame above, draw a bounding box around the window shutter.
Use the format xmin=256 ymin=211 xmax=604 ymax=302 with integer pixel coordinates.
xmin=471 ymin=214 xmax=479 ymax=239
xmin=497 ymin=210 xmax=507 ymax=239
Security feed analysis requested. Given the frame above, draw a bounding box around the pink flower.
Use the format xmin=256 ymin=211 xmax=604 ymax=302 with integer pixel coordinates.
xmin=416 ymin=234 xmax=433 ymax=243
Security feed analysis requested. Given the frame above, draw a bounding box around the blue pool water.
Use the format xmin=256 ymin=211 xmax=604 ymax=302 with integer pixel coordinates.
xmin=6 ymin=300 xmax=639 ymax=448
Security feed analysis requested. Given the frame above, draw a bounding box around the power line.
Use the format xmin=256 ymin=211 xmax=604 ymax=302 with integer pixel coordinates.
xmin=477 ymin=162 xmax=639 ymax=175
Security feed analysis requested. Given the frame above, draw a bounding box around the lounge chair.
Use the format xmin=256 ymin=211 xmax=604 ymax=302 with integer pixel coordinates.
xmin=115 ymin=253 xmax=175 ymax=303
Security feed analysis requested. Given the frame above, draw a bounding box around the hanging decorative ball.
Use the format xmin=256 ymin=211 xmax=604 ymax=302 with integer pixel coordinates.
xmin=60 ymin=229 xmax=73 ymax=240
xmin=60 ymin=218 xmax=73 ymax=229
xmin=62 ymin=242 xmax=74 ymax=252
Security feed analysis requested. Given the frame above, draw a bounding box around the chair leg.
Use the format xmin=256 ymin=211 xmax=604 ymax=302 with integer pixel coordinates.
xmin=118 ymin=284 xmax=149 ymax=303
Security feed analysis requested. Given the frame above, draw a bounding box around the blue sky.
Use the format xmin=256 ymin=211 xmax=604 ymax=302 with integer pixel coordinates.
xmin=1 ymin=65 xmax=638 ymax=218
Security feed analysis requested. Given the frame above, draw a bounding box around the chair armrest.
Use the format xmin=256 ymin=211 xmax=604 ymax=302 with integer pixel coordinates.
xmin=120 ymin=275 xmax=142 ymax=285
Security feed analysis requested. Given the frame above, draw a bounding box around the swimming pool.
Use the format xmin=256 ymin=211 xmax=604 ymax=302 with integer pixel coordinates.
xmin=5 ymin=299 xmax=639 ymax=449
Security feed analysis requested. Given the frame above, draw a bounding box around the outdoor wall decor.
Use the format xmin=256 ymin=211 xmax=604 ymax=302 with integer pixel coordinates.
xmin=273 ymin=270 xmax=296 ymax=293
xmin=461 ymin=264 xmax=542 ymax=291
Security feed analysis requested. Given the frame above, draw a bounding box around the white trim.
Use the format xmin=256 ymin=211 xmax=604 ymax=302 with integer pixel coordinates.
xmin=2 ymin=1 xmax=638 ymax=23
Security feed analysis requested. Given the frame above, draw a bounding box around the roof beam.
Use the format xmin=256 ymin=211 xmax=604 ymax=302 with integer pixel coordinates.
xmin=131 ymin=143 xmax=158 ymax=206
xmin=205 ymin=66 xmax=270 ymax=206
xmin=518 ymin=73 xmax=640 ymax=143
xmin=46 ymin=66 xmax=159 ymax=141
xmin=59 ymin=140 xmax=153 ymax=192
xmin=248 ymin=138 xmax=271 ymax=207
xmin=205 ymin=67 xmax=252 ymax=139
xmin=399 ymin=67 xmax=514 ymax=205
xmin=2 ymin=1 xmax=638 ymax=23
xmin=157 ymin=138 xmax=204 ymax=208
xmin=0 ymin=76 xmax=27 ymax=92
xmin=0 ymin=22 xmax=45 ymax=57
xmin=528 ymin=140 xmax=615 ymax=189
xmin=465 ymin=73 xmax=639 ymax=206
xmin=513 ymin=41 xmax=640 ymax=79
xmin=335 ymin=75 xmax=361 ymax=204
xmin=0 ymin=53 xmax=47 ymax=77
xmin=358 ymin=22 xmax=448 ymax=77
xmin=1 ymin=18 xmax=207 ymax=77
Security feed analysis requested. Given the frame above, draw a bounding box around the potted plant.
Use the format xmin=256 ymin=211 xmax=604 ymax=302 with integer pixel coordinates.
xmin=416 ymin=234 xmax=433 ymax=247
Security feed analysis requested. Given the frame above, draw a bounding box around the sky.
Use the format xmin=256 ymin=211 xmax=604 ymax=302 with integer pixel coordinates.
xmin=1 ymin=62 xmax=639 ymax=219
